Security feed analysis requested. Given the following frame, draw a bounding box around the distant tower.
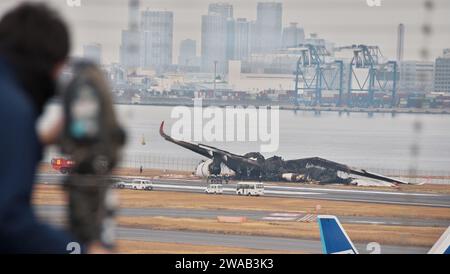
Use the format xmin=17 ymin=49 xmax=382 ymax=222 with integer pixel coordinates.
xmin=252 ymin=2 xmax=283 ymax=53
xmin=396 ymin=23 xmax=405 ymax=62
xmin=208 ymin=2 xmax=233 ymax=18
xmin=120 ymin=0 xmax=141 ymax=70
xmin=140 ymin=10 xmax=174 ymax=69
xmin=128 ymin=0 xmax=140 ymax=31
xmin=178 ymin=39 xmax=197 ymax=66
xmin=83 ymin=43 xmax=102 ymax=64
xmin=282 ymin=22 xmax=305 ymax=48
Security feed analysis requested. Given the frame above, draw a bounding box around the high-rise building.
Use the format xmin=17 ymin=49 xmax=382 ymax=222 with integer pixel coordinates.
xmin=396 ymin=23 xmax=405 ymax=62
xmin=434 ymin=50 xmax=450 ymax=93
xmin=201 ymin=13 xmax=228 ymax=73
xmin=178 ymin=39 xmax=197 ymax=66
xmin=83 ymin=43 xmax=102 ymax=64
xmin=120 ymin=0 xmax=140 ymax=69
xmin=201 ymin=4 xmax=236 ymax=73
xmin=120 ymin=30 xmax=140 ymax=69
xmin=399 ymin=61 xmax=434 ymax=93
xmin=128 ymin=0 xmax=140 ymax=30
xmin=208 ymin=2 xmax=233 ymax=18
xmin=226 ymin=18 xmax=236 ymax=61
xmin=304 ymin=33 xmax=335 ymax=55
xmin=234 ymin=18 xmax=250 ymax=60
xmin=282 ymin=22 xmax=305 ymax=48
xmin=252 ymin=2 xmax=282 ymax=53
xmin=249 ymin=20 xmax=258 ymax=56
xmin=140 ymin=10 xmax=173 ymax=70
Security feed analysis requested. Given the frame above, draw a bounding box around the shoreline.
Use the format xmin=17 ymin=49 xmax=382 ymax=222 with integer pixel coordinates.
xmin=113 ymin=100 xmax=450 ymax=115
xmin=49 ymin=98 xmax=450 ymax=115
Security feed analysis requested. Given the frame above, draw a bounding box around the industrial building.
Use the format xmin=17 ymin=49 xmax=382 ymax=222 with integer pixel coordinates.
xmin=434 ymin=49 xmax=450 ymax=93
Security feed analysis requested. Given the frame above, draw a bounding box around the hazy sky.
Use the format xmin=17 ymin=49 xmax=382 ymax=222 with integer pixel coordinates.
xmin=0 ymin=0 xmax=449 ymax=64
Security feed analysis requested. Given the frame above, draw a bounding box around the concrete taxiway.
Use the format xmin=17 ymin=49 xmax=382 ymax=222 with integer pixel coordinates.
xmin=116 ymin=227 xmax=429 ymax=254
xmin=35 ymin=205 xmax=450 ymax=228
xmin=34 ymin=205 xmax=431 ymax=254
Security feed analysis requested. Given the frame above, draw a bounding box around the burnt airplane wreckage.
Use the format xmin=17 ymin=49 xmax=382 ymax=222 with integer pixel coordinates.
xmin=160 ymin=121 xmax=412 ymax=186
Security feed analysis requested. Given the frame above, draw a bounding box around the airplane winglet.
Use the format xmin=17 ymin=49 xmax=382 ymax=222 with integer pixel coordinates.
xmin=159 ymin=121 xmax=168 ymax=139
xmin=317 ymin=215 xmax=358 ymax=254
xmin=428 ymin=226 xmax=450 ymax=254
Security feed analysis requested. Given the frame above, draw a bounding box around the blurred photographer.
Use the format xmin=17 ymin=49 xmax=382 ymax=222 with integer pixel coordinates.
xmin=0 ymin=2 xmax=95 ymax=253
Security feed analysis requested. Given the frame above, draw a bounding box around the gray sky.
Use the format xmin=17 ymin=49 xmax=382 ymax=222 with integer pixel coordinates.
xmin=0 ymin=0 xmax=449 ymax=64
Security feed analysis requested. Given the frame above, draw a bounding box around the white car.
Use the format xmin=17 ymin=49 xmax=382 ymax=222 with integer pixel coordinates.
xmin=205 ymin=184 xmax=223 ymax=194
xmin=114 ymin=179 xmax=153 ymax=191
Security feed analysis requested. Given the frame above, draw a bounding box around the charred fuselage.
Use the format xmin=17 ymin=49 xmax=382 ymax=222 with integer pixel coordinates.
xmin=160 ymin=121 xmax=408 ymax=185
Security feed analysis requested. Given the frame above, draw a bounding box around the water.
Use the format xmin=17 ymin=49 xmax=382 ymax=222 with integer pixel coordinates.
xmin=39 ymin=104 xmax=450 ymax=174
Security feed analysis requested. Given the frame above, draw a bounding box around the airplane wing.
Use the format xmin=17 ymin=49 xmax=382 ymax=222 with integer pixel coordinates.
xmin=159 ymin=121 xmax=261 ymax=168
xmin=351 ymin=169 xmax=414 ymax=185
xmin=159 ymin=121 xmax=213 ymax=159
xmin=285 ymin=157 xmax=413 ymax=185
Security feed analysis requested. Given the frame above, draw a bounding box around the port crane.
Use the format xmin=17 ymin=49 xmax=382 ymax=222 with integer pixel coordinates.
xmin=294 ymin=44 xmax=398 ymax=107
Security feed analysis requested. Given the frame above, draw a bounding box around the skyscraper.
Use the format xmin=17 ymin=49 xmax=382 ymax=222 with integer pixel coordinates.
xmin=282 ymin=22 xmax=305 ymax=48
xmin=128 ymin=0 xmax=140 ymax=30
xmin=120 ymin=30 xmax=140 ymax=69
xmin=252 ymin=2 xmax=282 ymax=53
xmin=434 ymin=50 xmax=450 ymax=93
xmin=226 ymin=18 xmax=235 ymax=61
xmin=208 ymin=2 xmax=233 ymax=18
xmin=396 ymin=23 xmax=405 ymax=62
xmin=120 ymin=0 xmax=141 ymax=69
xmin=83 ymin=43 xmax=102 ymax=64
xmin=234 ymin=18 xmax=250 ymax=60
xmin=140 ymin=10 xmax=173 ymax=70
xmin=201 ymin=3 xmax=235 ymax=73
xmin=201 ymin=13 xmax=228 ymax=73
xmin=178 ymin=39 xmax=197 ymax=66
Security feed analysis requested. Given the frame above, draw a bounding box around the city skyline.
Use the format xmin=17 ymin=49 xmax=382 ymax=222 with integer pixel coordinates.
xmin=0 ymin=0 xmax=449 ymax=65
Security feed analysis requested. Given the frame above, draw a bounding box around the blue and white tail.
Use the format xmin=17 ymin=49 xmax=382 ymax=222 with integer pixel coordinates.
xmin=318 ymin=215 xmax=450 ymax=254
xmin=428 ymin=226 xmax=450 ymax=254
xmin=317 ymin=215 xmax=358 ymax=254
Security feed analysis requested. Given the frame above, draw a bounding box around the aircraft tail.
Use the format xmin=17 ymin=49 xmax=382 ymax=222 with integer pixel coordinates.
xmin=428 ymin=226 xmax=450 ymax=254
xmin=317 ymin=215 xmax=358 ymax=254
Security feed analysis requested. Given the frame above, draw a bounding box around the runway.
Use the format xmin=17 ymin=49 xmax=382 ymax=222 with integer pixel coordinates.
xmin=116 ymin=227 xmax=429 ymax=254
xmin=34 ymin=205 xmax=431 ymax=254
xmin=36 ymin=205 xmax=450 ymax=227
xmin=36 ymin=173 xmax=450 ymax=208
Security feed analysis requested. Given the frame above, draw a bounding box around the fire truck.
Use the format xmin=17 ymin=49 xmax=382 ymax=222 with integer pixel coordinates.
xmin=50 ymin=157 xmax=75 ymax=174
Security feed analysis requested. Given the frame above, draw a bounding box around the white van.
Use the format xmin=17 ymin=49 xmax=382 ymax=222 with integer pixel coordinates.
xmin=131 ymin=179 xmax=153 ymax=190
xmin=115 ymin=179 xmax=153 ymax=191
xmin=236 ymin=182 xmax=264 ymax=196
xmin=205 ymin=184 xmax=223 ymax=194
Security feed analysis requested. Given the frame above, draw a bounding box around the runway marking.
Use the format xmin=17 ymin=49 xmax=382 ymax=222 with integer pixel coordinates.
xmin=152 ymin=184 xmax=204 ymax=190
xmin=297 ymin=214 xmax=317 ymax=223
xmin=262 ymin=217 xmax=297 ymax=221
xmin=270 ymin=213 xmax=303 ymax=217
xmin=265 ymin=190 xmax=324 ymax=196
xmin=152 ymin=183 xmax=324 ymax=196
xmin=266 ymin=185 xmax=440 ymax=196
xmin=311 ymin=196 xmax=450 ymax=208
xmin=347 ymin=220 xmax=387 ymax=225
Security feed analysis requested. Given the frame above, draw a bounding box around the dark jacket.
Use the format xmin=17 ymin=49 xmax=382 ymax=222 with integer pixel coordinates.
xmin=0 ymin=56 xmax=77 ymax=253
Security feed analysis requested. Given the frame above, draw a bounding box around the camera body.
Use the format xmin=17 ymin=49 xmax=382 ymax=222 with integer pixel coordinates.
xmin=60 ymin=61 xmax=125 ymax=248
